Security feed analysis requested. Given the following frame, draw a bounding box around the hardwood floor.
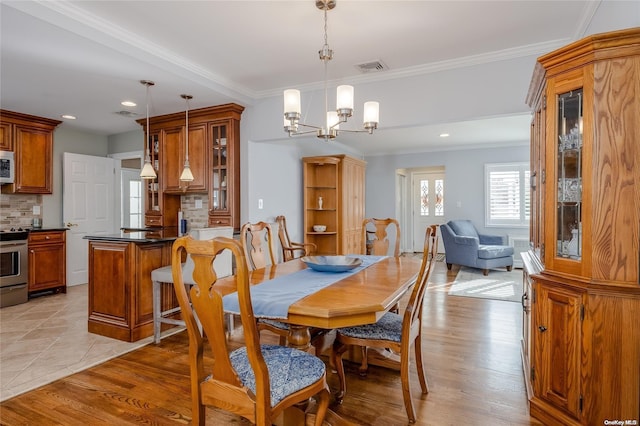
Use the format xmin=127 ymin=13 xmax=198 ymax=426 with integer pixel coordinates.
xmin=0 ymin=261 xmax=542 ymax=425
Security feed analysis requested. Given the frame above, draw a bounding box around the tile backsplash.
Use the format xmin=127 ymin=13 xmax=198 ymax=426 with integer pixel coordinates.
xmin=0 ymin=193 xmax=211 ymax=232
xmin=0 ymin=193 xmax=42 ymax=230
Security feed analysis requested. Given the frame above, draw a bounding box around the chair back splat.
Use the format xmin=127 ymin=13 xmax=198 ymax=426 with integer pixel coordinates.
xmin=240 ymin=221 xmax=277 ymax=270
xmin=172 ymin=236 xmax=330 ymax=425
xmin=362 ymin=218 xmax=401 ymax=257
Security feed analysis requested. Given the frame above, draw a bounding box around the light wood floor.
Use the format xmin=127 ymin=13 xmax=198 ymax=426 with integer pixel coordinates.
xmin=0 ymin=261 xmax=543 ymax=425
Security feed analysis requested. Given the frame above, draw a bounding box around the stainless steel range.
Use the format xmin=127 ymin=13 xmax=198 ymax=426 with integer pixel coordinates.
xmin=0 ymin=228 xmax=29 ymax=308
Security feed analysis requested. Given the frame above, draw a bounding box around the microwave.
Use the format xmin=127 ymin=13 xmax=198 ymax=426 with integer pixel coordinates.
xmin=0 ymin=151 xmax=14 ymax=184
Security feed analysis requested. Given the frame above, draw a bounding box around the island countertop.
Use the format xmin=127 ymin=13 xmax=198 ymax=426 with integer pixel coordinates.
xmin=84 ymin=227 xmax=180 ymax=243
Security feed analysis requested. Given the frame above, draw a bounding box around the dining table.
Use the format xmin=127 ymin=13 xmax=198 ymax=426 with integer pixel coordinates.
xmin=220 ymin=254 xmax=422 ymax=425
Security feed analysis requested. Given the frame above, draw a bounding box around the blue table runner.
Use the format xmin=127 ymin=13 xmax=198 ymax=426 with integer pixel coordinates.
xmin=222 ymin=255 xmax=386 ymax=319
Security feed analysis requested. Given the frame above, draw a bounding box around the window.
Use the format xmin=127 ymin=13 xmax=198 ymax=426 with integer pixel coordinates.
xmin=485 ymin=163 xmax=530 ymax=227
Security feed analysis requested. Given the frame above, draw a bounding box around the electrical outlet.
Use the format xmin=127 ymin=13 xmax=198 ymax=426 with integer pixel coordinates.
xmin=258 ymin=199 xmax=264 ymax=209
xmin=33 ymin=205 xmax=41 ymax=215
xmin=195 ymin=199 xmax=203 ymax=209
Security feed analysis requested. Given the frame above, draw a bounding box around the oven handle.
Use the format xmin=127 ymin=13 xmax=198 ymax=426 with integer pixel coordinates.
xmin=0 ymin=242 xmax=28 ymax=250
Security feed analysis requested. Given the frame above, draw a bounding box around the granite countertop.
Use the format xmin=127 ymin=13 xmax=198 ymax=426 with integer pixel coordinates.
xmin=29 ymin=227 xmax=70 ymax=232
xmin=84 ymin=227 xmax=180 ymax=243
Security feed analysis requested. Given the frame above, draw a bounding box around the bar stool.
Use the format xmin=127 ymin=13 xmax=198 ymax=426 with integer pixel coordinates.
xmin=152 ymin=226 xmax=234 ymax=344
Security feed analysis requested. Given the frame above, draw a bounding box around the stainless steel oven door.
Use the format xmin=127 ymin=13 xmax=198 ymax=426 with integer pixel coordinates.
xmin=0 ymin=239 xmax=29 ymax=307
xmin=0 ymin=240 xmax=28 ymax=287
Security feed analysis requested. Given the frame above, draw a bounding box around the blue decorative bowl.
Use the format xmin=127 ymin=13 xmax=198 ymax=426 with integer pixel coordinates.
xmin=301 ymin=256 xmax=362 ymax=272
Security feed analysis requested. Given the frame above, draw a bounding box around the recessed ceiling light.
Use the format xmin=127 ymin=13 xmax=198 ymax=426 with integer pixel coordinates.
xmin=61 ymin=114 xmax=76 ymax=120
xmin=121 ymin=101 xmax=136 ymax=107
xmin=440 ymin=133 xmax=450 ymax=138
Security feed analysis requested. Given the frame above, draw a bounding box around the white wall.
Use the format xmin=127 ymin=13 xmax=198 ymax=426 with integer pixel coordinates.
xmin=365 ymin=144 xmax=530 ymax=239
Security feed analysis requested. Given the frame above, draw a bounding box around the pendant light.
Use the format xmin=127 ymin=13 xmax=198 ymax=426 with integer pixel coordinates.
xmin=139 ymin=80 xmax=157 ymax=179
xmin=179 ymin=94 xmax=194 ymax=183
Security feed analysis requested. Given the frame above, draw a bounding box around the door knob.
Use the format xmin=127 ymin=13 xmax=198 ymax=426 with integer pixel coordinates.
xmin=538 ymin=325 xmax=548 ymax=332
xmin=65 ymin=222 xmax=78 ymax=227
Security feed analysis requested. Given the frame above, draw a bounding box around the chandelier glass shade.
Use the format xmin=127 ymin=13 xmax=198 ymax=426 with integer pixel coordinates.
xmin=140 ymin=80 xmax=157 ymax=179
xmin=283 ymin=0 xmax=379 ymax=141
xmin=179 ymin=94 xmax=194 ymax=183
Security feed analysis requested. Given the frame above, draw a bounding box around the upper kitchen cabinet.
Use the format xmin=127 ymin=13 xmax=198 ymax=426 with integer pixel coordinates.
xmin=137 ymin=103 xmax=243 ymax=229
xmin=208 ymin=118 xmax=241 ymax=230
xmin=0 ymin=110 xmax=61 ymax=194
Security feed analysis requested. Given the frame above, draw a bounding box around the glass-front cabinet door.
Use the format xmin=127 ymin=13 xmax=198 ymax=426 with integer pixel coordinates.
xmin=544 ymin=67 xmax=590 ymax=277
xmin=556 ymin=88 xmax=582 ymax=260
xmin=209 ymin=123 xmax=231 ymax=226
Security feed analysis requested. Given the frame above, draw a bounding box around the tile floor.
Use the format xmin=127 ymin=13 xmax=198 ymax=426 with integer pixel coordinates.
xmin=0 ymin=285 xmax=154 ymax=402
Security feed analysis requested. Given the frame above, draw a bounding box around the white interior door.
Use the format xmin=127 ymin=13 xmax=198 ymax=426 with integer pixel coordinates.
xmin=63 ymin=153 xmax=116 ymax=286
xmin=412 ymin=170 xmax=446 ymax=252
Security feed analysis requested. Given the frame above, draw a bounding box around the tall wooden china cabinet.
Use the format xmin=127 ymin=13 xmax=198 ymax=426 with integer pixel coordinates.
xmin=522 ymin=28 xmax=639 ymax=425
xmin=137 ymin=103 xmax=243 ymax=231
xmin=303 ymin=155 xmax=366 ymax=255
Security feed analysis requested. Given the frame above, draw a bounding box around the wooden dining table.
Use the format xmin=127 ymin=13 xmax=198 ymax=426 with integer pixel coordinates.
xmin=220 ymin=255 xmax=422 ymax=425
xmin=225 ymin=255 xmax=421 ymax=349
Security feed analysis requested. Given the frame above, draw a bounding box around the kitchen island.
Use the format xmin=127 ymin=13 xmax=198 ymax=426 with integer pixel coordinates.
xmin=84 ymin=228 xmax=179 ymax=342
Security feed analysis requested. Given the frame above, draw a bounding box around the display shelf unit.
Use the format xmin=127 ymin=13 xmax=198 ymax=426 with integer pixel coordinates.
xmin=303 ymin=155 xmax=366 ymax=255
xmin=523 ymin=28 xmax=640 ymax=425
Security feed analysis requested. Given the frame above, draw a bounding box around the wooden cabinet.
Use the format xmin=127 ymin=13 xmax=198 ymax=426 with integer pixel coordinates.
xmin=0 ymin=110 xmax=61 ymax=193
xmin=303 ymin=155 xmax=366 ymax=255
xmin=208 ymin=119 xmax=241 ymax=230
xmin=28 ymin=230 xmax=66 ymax=295
xmin=524 ymin=28 xmax=640 ymax=425
xmin=137 ymin=103 xmax=243 ymax=231
xmin=87 ymin=239 xmax=172 ymax=342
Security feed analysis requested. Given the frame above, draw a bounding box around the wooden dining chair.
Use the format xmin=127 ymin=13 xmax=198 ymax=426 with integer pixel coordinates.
xmin=275 ymin=215 xmax=316 ymax=261
xmin=171 ymin=235 xmax=330 ymax=426
xmin=332 ymin=224 xmax=438 ymax=423
xmin=363 ymin=217 xmax=401 ymax=257
xmin=240 ymin=221 xmax=277 ymax=270
xmin=239 ymin=221 xmax=291 ymax=345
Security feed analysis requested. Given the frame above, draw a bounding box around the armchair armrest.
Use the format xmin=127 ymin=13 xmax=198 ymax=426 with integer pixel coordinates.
xmin=283 ymin=241 xmax=317 ymax=257
xmin=478 ymin=234 xmax=507 ymax=245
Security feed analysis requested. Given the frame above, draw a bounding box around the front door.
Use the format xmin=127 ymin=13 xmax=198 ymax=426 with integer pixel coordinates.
xmin=63 ymin=153 xmax=115 ymax=286
xmin=412 ymin=170 xmax=445 ymax=252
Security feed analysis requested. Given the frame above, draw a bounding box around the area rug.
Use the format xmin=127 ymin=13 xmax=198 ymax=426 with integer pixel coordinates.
xmin=448 ymin=266 xmax=523 ymax=302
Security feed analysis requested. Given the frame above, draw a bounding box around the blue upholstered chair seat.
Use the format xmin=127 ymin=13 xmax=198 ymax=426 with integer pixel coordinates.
xmin=478 ymin=245 xmax=514 ymax=259
xmin=337 ymin=312 xmax=402 ymax=342
xmin=258 ymin=319 xmax=290 ymax=330
xmin=229 ymin=344 xmax=326 ymax=407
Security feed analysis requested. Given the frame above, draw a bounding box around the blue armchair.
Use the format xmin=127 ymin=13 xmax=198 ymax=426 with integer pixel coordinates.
xmin=441 ymin=220 xmax=514 ymax=275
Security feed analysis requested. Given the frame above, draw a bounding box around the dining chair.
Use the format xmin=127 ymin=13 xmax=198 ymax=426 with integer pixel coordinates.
xmin=363 ymin=217 xmax=401 ymax=257
xmin=275 ymin=215 xmax=317 ymax=261
xmin=171 ymin=235 xmax=330 ymax=426
xmin=332 ymin=224 xmax=438 ymax=423
xmin=240 ymin=221 xmax=277 ymax=270
xmin=240 ymin=221 xmax=330 ymax=353
xmin=240 ymin=221 xmax=290 ymax=345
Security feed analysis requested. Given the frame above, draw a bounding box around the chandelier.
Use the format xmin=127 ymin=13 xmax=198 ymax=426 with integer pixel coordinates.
xmin=283 ymin=0 xmax=379 ymax=140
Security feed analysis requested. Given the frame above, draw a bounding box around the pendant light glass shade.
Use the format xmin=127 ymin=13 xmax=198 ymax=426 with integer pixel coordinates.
xmin=179 ymin=94 xmax=194 ymax=182
xmin=140 ymin=80 xmax=157 ymax=179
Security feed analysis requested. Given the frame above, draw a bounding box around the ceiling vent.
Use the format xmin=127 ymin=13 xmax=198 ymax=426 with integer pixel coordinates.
xmin=114 ymin=110 xmax=140 ymax=118
xmin=355 ymin=60 xmax=388 ymax=74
